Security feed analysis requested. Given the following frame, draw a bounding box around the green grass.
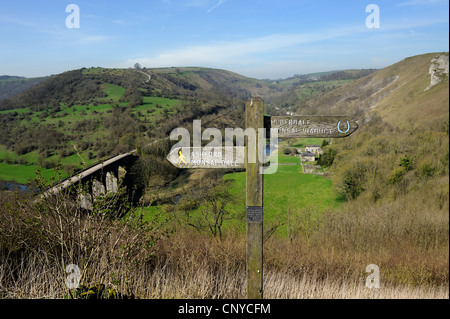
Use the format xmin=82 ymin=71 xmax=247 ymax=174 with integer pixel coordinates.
xmin=276 ymin=154 xmax=301 ymax=165
xmin=45 ymin=150 xmax=97 ymax=167
xmin=224 ymin=155 xmax=341 ymax=233
xmin=131 ymin=96 xmax=182 ymax=122
xmin=0 ymin=107 xmax=31 ymax=115
xmin=139 ymin=153 xmax=341 ymax=236
xmin=0 ymin=149 xmax=90 ymax=185
xmin=0 ymin=144 xmax=95 ymax=185
xmin=0 ymin=162 xmax=67 ymax=185
xmin=279 ymin=137 xmax=326 ymax=150
xmin=140 ymin=96 xmax=181 ymax=109
xmin=0 ymin=147 xmax=41 ymax=164
xmin=102 ymin=83 xmax=125 ymax=101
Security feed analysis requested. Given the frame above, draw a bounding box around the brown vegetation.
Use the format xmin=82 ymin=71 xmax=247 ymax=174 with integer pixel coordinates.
xmin=0 ymin=172 xmax=447 ymax=299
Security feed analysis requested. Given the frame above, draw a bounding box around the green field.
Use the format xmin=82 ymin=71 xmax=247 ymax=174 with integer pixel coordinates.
xmin=0 ymin=146 xmax=39 ymax=163
xmin=223 ymin=154 xmax=341 ymax=234
xmin=131 ymin=96 xmax=181 ymax=122
xmin=0 ymin=162 xmax=67 ymax=185
xmin=102 ymin=83 xmax=126 ymax=100
xmin=138 ymin=151 xmax=341 ymax=237
xmin=0 ymin=151 xmax=91 ymax=185
xmin=0 ymin=140 xmax=98 ymax=185
xmin=278 ymin=137 xmax=327 ymax=151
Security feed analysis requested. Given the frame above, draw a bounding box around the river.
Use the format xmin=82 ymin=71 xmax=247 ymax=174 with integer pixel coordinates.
xmin=0 ymin=180 xmax=36 ymax=193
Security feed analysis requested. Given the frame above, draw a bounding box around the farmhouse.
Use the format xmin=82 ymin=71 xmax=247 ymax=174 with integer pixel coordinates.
xmin=300 ymin=152 xmax=316 ymax=162
xmin=305 ymin=144 xmax=323 ymax=155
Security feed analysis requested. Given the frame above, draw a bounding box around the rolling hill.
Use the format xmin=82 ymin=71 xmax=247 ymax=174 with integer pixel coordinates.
xmin=0 ymin=75 xmax=48 ymax=100
xmin=313 ymin=52 xmax=449 ymax=203
xmin=0 ymin=67 xmax=287 ymax=111
xmin=0 ymin=66 xmax=291 ymax=185
xmin=0 ymin=65 xmax=371 ymax=185
xmin=286 ymin=52 xmax=449 ymax=127
xmin=175 ymin=52 xmax=449 ymax=236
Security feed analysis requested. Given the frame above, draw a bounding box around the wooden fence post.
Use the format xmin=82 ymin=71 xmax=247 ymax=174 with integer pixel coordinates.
xmin=245 ymin=97 xmax=264 ymax=299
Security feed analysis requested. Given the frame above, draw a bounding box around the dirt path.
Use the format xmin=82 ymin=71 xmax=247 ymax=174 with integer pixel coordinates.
xmin=134 ymin=69 xmax=151 ymax=83
xmin=72 ymin=144 xmax=86 ymax=166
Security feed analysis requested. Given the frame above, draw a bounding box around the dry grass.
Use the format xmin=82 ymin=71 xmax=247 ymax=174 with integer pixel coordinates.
xmin=2 ymin=229 xmax=447 ymax=299
xmin=263 ymin=270 xmax=449 ymax=299
xmin=0 ymin=178 xmax=448 ymax=299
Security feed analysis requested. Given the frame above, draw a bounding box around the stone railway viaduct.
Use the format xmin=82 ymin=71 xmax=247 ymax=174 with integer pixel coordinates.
xmin=38 ymin=149 xmax=139 ymax=209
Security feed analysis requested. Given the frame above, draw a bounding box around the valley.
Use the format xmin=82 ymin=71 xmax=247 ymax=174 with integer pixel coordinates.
xmin=0 ymin=66 xmax=373 ymax=186
xmin=0 ymin=52 xmax=448 ymax=299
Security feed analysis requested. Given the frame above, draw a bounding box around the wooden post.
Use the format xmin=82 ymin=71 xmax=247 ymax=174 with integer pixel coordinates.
xmin=245 ymin=97 xmax=264 ymax=299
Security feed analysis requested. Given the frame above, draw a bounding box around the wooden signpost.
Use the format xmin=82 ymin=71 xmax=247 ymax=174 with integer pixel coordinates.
xmin=166 ymin=97 xmax=359 ymax=299
xmin=245 ymin=97 xmax=264 ymax=299
xmin=267 ymin=116 xmax=358 ymax=138
xmin=166 ymin=146 xmax=246 ymax=169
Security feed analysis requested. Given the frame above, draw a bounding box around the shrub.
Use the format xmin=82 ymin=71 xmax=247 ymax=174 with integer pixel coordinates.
xmin=421 ymin=163 xmax=436 ymax=178
xmin=282 ymin=147 xmax=292 ymax=155
xmin=317 ymin=147 xmax=337 ymax=167
xmin=41 ymin=159 xmax=58 ymax=169
xmin=399 ymin=155 xmax=413 ymax=171
xmin=340 ymin=162 xmax=368 ymax=200
xmin=388 ymin=167 xmax=405 ymax=184
xmin=0 ymin=178 xmax=165 ymax=299
xmin=15 ymin=144 xmax=36 ymax=156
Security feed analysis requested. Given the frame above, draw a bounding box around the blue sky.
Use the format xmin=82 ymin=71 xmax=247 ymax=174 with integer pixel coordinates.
xmin=0 ymin=0 xmax=448 ymax=79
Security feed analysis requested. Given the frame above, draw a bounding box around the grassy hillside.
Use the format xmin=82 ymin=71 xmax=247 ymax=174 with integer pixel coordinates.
xmin=0 ymin=67 xmax=258 ymax=184
xmin=366 ymin=53 xmax=449 ymax=130
xmin=149 ymin=66 xmax=289 ymax=102
xmin=266 ymin=69 xmax=377 ymax=115
xmin=290 ymin=53 xmax=449 ymax=124
xmin=312 ymin=53 xmax=449 ymax=201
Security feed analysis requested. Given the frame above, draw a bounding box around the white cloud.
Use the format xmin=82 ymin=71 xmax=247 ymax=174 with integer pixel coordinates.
xmin=207 ymin=0 xmax=226 ymax=13
xmin=125 ymin=26 xmax=360 ymax=69
xmin=122 ymin=18 xmax=448 ymax=78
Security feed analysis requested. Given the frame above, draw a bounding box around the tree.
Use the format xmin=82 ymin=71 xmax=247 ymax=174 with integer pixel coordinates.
xmin=321 ymin=139 xmax=330 ymax=148
xmin=134 ymin=63 xmax=141 ymax=70
xmin=180 ymin=171 xmax=237 ymax=238
xmin=317 ymin=147 xmax=337 ymax=167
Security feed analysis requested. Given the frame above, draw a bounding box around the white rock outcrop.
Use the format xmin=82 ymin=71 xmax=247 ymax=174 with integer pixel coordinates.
xmin=425 ymin=54 xmax=449 ymax=91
